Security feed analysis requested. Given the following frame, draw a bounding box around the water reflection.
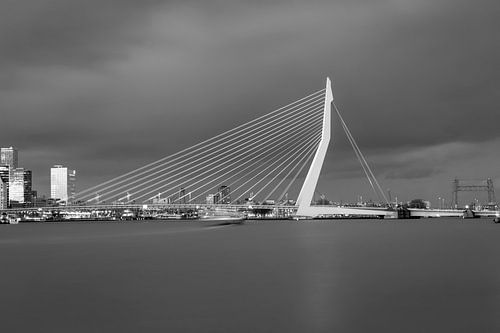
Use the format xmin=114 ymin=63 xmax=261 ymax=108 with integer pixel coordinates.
xmin=0 ymin=219 xmax=499 ymax=332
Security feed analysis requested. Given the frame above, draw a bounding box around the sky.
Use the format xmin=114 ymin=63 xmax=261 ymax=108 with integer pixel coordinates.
xmin=1 ymin=0 xmax=499 ymax=207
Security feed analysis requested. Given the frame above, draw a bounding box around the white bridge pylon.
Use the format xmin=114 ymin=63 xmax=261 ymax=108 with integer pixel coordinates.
xmin=295 ymin=78 xmax=396 ymax=218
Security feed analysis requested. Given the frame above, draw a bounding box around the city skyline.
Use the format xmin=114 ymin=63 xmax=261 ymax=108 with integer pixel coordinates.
xmin=1 ymin=0 xmax=499 ymax=204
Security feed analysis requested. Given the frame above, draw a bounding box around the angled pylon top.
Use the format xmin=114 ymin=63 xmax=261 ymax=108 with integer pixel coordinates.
xmin=295 ymin=77 xmax=333 ymax=214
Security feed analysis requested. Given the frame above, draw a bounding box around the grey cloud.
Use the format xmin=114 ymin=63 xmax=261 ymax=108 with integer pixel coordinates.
xmin=385 ymin=167 xmax=441 ymax=180
xmin=0 ymin=0 xmax=165 ymax=70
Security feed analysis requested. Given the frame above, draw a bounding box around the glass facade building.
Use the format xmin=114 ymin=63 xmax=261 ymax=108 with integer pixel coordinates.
xmin=0 ymin=178 xmax=7 ymax=209
xmin=0 ymin=147 xmax=18 ymax=169
xmin=218 ymin=185 xmax=231 ymax=204
xmin=8 ymin=168 xmax=32 ymax=204
xmin=50 ymin=165 xmax=76 ymax=203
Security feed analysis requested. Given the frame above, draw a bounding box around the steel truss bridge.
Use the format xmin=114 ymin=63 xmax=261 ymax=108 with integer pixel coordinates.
xmin=3 ymin=78 xmax=497 ymax=219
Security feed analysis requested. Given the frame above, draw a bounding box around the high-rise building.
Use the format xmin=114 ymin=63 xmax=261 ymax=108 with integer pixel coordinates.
xmin=0 ymin=165 xmax=9 ymax=185
xmin=24 ymin=169 xmax=33 ymax=204
xmin=0 ymin=178 xmax=7 ymax=209
xmin=50 ymin=165 xmax=76 ymax=203
xmin=218 ymin=185 xmax=231 ymax=204
xmin=179 ymin=187 xmax=186 ymax=204
xmin=206 ymin=194 xmax=215 ymax=205
xmin=0 ymin=147 xmax=18 ymax=169
xmin=9 ymin=168 xmax=32 ymax=205
xmin=0 ymin=165 xmax=10 ymax=207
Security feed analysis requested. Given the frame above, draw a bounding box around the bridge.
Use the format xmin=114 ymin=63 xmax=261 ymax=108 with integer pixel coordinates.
xmin=408 ymin=208 xmax=500 ymax=218
xmin=70 ymin=78 xmax=393 ymax=218
xmin=2 ymin=78 xmax=498 ymax=219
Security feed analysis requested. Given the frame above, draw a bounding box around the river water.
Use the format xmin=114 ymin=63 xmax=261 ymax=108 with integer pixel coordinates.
xmin=1 ymin=219 xmax=499 ymax=332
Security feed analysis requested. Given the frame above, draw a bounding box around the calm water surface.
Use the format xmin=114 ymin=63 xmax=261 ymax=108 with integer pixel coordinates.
xmin=1 ymin=219 xmax=499 ymax=332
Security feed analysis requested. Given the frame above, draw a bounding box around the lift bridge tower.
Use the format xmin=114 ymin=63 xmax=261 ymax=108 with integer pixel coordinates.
xmin=452 ymin=178 xmax=496 ymax=208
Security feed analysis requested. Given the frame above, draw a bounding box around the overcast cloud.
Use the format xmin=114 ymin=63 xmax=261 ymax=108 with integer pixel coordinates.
xmin=1 ymin=0 xmax=499 ymax=205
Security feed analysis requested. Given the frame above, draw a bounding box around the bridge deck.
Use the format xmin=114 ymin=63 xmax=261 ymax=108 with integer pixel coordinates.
xmin=408 ymin=208 xmax=500 ymax=218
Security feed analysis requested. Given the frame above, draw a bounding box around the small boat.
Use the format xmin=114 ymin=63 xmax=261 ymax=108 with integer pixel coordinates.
xmin=1 ymin=213 xmax=20 ymax=224
xmin=290 ymin=215 xmax=311 ymax=221
xmin=155 ymin=213 xmax=184 ymax=220
xmin=198 ymin=208 xmax=245 ymax=225
xmin=9 ymin=218 xmax=20 ymax=224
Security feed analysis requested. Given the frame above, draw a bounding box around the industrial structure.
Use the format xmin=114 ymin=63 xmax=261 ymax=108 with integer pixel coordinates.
xmin=452 ymin=178 xmax=496 ymax=208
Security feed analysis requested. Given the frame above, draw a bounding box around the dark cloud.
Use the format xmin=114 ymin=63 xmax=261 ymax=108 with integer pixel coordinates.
xmin=0 ymin=0 xmax=164 ymax=69
xmin=385 ymin=167 xmax=441 ymax=180
xmin=1 ymin=0 xmax=499 ymax=202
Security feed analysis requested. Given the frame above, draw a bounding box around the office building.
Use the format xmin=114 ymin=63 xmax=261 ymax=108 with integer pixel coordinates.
xmin=178 ymin=188 xmax=187 ymax=204
xmin=218 ymin=185 xmax=231 ymax=204
xmin=9 ymin=168 xmax=32 ymax=204
xmin=0 ymin=178 xmax=7 ymax=209
xmin=50 ymin=165 xmax=76 ymax=203
xmin=0 ymin=165 xmax=10 ymax=207
xmin=0 ymin=165 xmax=9 ymax=185
xmin=0 ymin=147 xmax=18 ymax=169
xmin=206 ymin=194 xmax=215 ymax=205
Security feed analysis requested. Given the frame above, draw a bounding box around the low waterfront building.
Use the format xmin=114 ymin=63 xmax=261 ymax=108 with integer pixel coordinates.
xmin=152 ymin=196 xmax=172 ymax=204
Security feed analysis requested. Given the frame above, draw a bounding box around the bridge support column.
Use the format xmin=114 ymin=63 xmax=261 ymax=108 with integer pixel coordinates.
xmin=295 ymin=78 xmax=333 ymax=217
xmin=295 ymin=78 xmax=396 ymax=219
